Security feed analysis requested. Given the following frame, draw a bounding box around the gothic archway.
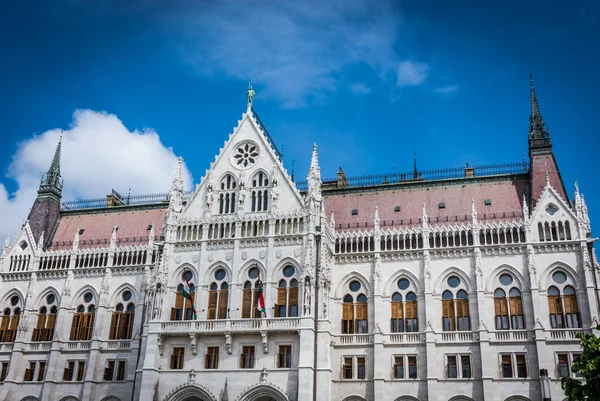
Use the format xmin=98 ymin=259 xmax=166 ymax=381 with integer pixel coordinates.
xmin=235 ymin=382 xmax=289 ymax=401
xmin=164 ymin=383 xmax=217 ymax=401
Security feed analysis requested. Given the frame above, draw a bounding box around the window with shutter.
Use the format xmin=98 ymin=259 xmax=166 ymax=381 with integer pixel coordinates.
xmin=456 ymin=299 xmax=470 ymax=331
xmin=461 ymin=355 xmax=471 ymax=378
xmin=46 ymin=312 xmax=56 ymax=341
xmin=289 ymin=287 xmax=298 ymax=317
xmin=37 ymin=361 xmax=46 ymax=381
xmin=64 ymin=361 xmax=75 ymax=381
xmin=408 ymin=356 xmax=417 ymax=378
xmin=77 ymin=361 xmax=85 ymax=381
xmin=0 ymin=361 xmax=8 ymax=382
xmin=509 ymin=296 xmax=525 ymax=329
xmin=24 ymin=361 xmax=35 ymax=381
xmin=276 ymin=288 xmax=287 ymax=317
xmin=548 ymin=296 xmax=564 ymax=328
xmin=206 ymin=347 xmax=219 ymax=369
xmin=355 ymin=303 xmax=368 ymax=333
xmin=109 ymin=313 xmax=119 ymax=340
xmin=218 ymin=289 xmax=228 ymax=319
xmin=405 ymin=301 xmax=418 ymax=332
xmin=391 ymin=301 xmax=403 ymax=333
xmin=394 ymin=356 xmax=404 ymax=378
xmin=343 ymin=357 xmax=353 ymax=379
xmin=442 ymin=299 xmax=455 ymax=331
xmin=558 ymin=353 xmax=569 ymax=377
xmin=342 ymin=303 xmax=354 ymax=334
xmin=242 ymin=289 xmax=252 ymax=319
xmin=447 ymin=355 xmax=457 ymax=378
xmin=357 ymin=357 xmax=366 ymax=379
xmin=0 ymin=315 xmax=9 ymax=342
xmin=516 ymin=354 xmax=527 ymax=377
xmin=104 ymin=360 xmax=115 ymax=380
xmin=564 ymin=295 xmax=580 ymax=328
xmin=208 ymin=290 xmax=218 ymax=320
xmin=501 ymin=355 xmax=513 ymax=378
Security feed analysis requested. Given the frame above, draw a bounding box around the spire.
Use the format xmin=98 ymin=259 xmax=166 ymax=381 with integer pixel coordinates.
xmin=422 ymin=203 xmax=429 ymax=231
xmin=307 ymin=143 xmax=322 ymax=199
xmin=171 ymin=157 xmax=184 ymax=193
xmin=522 ymin=194 xmax=529 ymax=222
xmin=330 ymin=210 xmax=336 ymax=228
xmin=221 ymin=378 xmax=229 ymax=401
xmin=2 ymin=234 xmax=9 ymax=256
xmin=38 ymin=136 xmax=63 ymax=199
xmin=413 ymin=149 xmax=418 ymax=179
xmin=374 ymin=206 xmax=380 ymax=230
xmin=471 ymin=199 xmax=478 ymax=226
xmin=37 ymin=230 xmax=45 ymax=251
xmin=528 ymin=75 xmax=552 ymax=155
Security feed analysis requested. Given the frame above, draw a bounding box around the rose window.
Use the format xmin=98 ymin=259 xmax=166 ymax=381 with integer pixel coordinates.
xmin=234 ymin=143 xmax=259 ymax=168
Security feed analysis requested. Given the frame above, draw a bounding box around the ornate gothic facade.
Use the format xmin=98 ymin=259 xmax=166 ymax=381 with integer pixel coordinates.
xmin=0 ymin=80 xmax=598 ymax=401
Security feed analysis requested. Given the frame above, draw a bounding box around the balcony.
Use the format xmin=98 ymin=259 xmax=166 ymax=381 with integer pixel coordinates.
xmin=158 ymin=317 xmax=301 ymax=335
xmin=489 ymin=330 xmax=533 ymax=343
xmin=386 ymin=332 xmax=425 ymax=344
xmin=547 ymin=328 xmax=583 ymax=342
xmin=437 ymin=331 xmax=477 ymax=343
xmin=332 ymin=334 xmax=374 ymax=346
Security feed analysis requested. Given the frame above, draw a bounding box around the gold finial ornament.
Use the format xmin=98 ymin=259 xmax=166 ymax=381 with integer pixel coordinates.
xmin=247 ymin=81 xmax=255 ymax=106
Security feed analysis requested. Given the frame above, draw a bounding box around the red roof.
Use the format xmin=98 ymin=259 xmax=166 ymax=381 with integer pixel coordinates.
xmin=531 ymin=154 xmax=568 ymax=207
xmin=324 ymin=176 xmax=528 ymax=230
xmin=50 ymin=207 xmax=167 ymax=249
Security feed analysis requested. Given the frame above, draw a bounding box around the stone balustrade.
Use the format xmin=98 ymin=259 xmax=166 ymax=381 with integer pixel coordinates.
xmin=158 ymin=317 xmax=302 ymax=335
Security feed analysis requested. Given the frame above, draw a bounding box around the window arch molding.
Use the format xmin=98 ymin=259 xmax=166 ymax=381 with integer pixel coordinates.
xmin=448 ymin=396 xmax=475 ymax=401
xmin=170 ymin=263 xmax=199 ymax=288
xmin=394 ymin=397 xmax=420 ymax=401
xmin=538 ymin=263 xmax=582 ymax=292
xmin=1 ymin=288 xmax=25 ymax=306
xmin=435 ymin=267 xmax=472 ymax=295
xmin=108 ymin=283 xmax=138 ymax=307
xmin=384 ymin=270 xmax=421 ymax=297
xmin=69 ymin=285 xmax=99 ymax=309
xmin=334 ymin=271 xmax=371 ymax=299
xmin=235 ymin=260 xmax=267 ymax=284
xmin=270 ymin=258 xmax=302 ymax=282
xmin=485 ymin=264 xmax=527 ymax=294
xmin=203 ymin=261 xmax=233 ymax=287
xmin=33 ymin=287 xmax=61 ymax=309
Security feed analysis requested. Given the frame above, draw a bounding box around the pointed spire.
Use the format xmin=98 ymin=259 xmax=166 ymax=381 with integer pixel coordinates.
xmin=38 ymin=136 xmax=64 ymax=198
xmin=545 ymin=168 xmax=550 ymax=187
xmin=422 ymin=203 xmax=428 ymax=230
xmin=171 ymin=157 xmax=184 ymax=193
xmin=222 ymin=378 xmax=229 ymax=401
xmin=47 ymin=135 xmax=62 ymax=178
xmin=330 ymin=210 xmax=336 ymax=228
xmin=73 ymin=229 xmax=80 ymax=251
xmin=307 ymin=143 xmax=322 ymax=199
xmin=522 ymin=194 xmax=529 ymax=221
xmin=575 ymin=180 xmax=580 ymax=197
xmin=528 ymin=74 xmax=552 ymax=154
xmin=2 ymin=234 xmax=9 ymax=256
xmin=413 ymin=149 xmax=418 ymax=179
xmin=471 ymin=199 xmax=478 ymax=226
xmin=148 ymin=224 xmax=155 ymax=246
xmin=374 ymin=206 xmax=380 ymax=230
xmin=37 ymin=230 xmax=45 ymax=250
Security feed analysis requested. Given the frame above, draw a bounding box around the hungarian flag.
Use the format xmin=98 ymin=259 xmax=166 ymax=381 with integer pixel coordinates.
xmin=256 ymin=273 xmax=266 ymax=316
xmin=182 ymin=275 xmax=197 ymax=320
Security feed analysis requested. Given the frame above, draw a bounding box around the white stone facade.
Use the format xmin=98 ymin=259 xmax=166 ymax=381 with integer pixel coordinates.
xmin=0 ymin=104 xmax=598 ymax=401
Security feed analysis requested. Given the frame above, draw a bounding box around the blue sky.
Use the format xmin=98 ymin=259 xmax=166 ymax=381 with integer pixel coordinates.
xmin=0 ymin=0 xmax=599 ymax=238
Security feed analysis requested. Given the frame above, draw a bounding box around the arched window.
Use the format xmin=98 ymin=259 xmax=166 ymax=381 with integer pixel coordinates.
xmin=70 ymin=292 xmax=96 ymax=341
xmin=275 ymin=265 xmax=298 ymax=317
xmin=208 ymin=268 xmax=229 ymax=319
xmin=441 ymin=276 xmax=470 ymax=332
xmin=391 ymin=278 xmax=418 ymax=332
xmin=547 ymin=270 xmax=580 ymax=329
xmin=493 ymin=273 xmax=525 ymax=330
xmin=33 ymin=294 xmax=58 ymax=341
xmin=0 ymin=295 xmax=22 ymax=343
xmin=109 ymin=290 xmax=136 ymax=339
xmin=219 ymin=174 xmax=237 ymax=214
xmin=251 ymin=171 xmax=269 ymax=212
xmin=242 ymin=267 xmax=264 ymax=319
xmin=171 ymin=271 xmax=196 ymax=321
xmin=342 ymin=281 xmax=368 ymax=334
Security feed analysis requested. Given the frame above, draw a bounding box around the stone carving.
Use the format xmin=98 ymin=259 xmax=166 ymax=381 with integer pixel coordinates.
xmin=321 ymin=285 xmax=329 ymax=318
xmin=238 ymin=182 xmax=247 ymax=209
xmin=270 ymin=180 xmax=280 ymax=212
xmin=190 ymin=334 xmax=197 ymax=355
xmin=206 ymin=186 xmax=215 ymax=210
xmin=260 ymin=367 xmax=268 ymax=384
xmin=63 ymin=270 xmax=73 ymax=297
xmin=188 ymin=369 xmax=196 ymax=384
xmin=225 ymin=332 xmax=232 ymax=354
xmin=534 ymin=318 xmax=544 ymax=330
xmin=261 ymin=331 xmax=268 ymax=353
xmin=157 ymin=334 xmax=163 ymax=355
xmin=303 ymin=278 xmax=312 ymax=316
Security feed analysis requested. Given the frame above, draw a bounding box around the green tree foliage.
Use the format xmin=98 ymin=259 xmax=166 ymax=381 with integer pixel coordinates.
xmin=561 ymin=325 xmax=600 ymax=400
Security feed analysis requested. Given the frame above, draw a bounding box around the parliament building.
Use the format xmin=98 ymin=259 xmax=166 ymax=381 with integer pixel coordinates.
xmin=0 ymin=79 xmax=598 ymax=401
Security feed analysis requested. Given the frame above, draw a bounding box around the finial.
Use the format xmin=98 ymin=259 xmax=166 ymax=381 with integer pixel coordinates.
xmin=575 ymin=180 xmax=580 ymax=195
xmin=374 ymin=205 xmax=380 ymax=228
xmin=413 ymin=149 xmax=418 ymax=179
xmin=522 ymin=194 xmax=529 ymax=220
xmin=471 ymin=199 xmax=477 ymax=225
xmin=247 ymin=81 xmax=255 ymax=107
xmin=422 ymin=203 xmax=428 ymax=227
xmin=545 ymin=168 xmax=550 ymax=186
xmin=2 ymin=234 xmax=10 ymax=256
xmin=291 ymin=159 xmax=295 ymax=182
xmin=330 ymin=210 xmax=336 ymax=227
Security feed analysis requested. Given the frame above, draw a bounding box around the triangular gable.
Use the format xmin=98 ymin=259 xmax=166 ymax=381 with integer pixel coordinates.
xmin=2 ymin=221 xmax=37 ymax=271
xmin=182 ymin=108 xmax=304 ymax=219
xmin=529 ymin=183 xmax=578 ymax=240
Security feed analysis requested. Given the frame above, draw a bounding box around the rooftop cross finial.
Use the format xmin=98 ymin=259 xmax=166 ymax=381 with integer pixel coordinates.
xmin=247 ymin=81 xmax=255 ymax=107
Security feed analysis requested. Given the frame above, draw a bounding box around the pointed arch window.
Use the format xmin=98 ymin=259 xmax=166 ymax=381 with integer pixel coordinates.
xmin=275 ymin=265 xmax=298 ymax=317
xmin=441 ymin=276 xmax=470 ymax=332
xmin=242 ymin=267 xmax=263 ymax=319
xmin=342 ymin=281 xmax=368 ymax=334
xmin=109 ymin=290 xmax=135 ymax=339
xmin=0 ymin=295 xmax=22 ymax=343
xmin=70 ymin=292 xmax=96 ymax=341
xmin=219 ymin=174 xmax=237 ymax=214
xmin=493 ymin=273 xmax=525 ymax=330
xmin=251 ymin=171 xmax=269 ymax=212
xmin=208 ymin=269 xmax=229 ymax=319
xmin=171 ymin=271 xmax=196 ymax=321
xmin=390 ymin=278 xmax=418 ymax=332
xmin=33 ymin=294 xmax=58 ymax=341
xmin=547 ymin=271 xmax=581 ymax=329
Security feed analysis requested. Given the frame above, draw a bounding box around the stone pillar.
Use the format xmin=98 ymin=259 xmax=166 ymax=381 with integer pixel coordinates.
xmin=139 ymin=323 xmax=161 ymax=401
xmin=297 ymin=316 xmax=316 ymax=401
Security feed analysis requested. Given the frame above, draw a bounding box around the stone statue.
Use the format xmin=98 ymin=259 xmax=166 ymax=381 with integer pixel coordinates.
xmin=260 ymin=367 xmax=268 ymax=383
xmin=238 ymin=182 xmax=247 ymax=207
xmin=271 ymin=180 xmax=280 ymax=211
xmin=206 ymin=186 xmax=214 ymax=209
xmin=247 ymin=83 xmax=255 ymax=106
xmin=303 ymin=279 xmax=312 ymax=315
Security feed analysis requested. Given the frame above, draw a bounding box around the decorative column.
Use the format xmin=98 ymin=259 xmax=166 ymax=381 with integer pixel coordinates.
xmin=422 ymin=205 xmax=438 ymax=401
xmin=372 ymin=206 xmax=385 ymax=401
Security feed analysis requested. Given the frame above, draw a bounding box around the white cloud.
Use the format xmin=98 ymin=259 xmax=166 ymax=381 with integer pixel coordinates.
xmin=396 ymin=61 xmax=430 ymax=87
xmin=165 ymin=0 xmax=416 ymax=108
xmin=434 ymin=84 xmax=460 ymax=95
xmin=0 ymin=109 xmax=192 ymax=241
xmin=349 ymin=82 xmax=371 ymax=95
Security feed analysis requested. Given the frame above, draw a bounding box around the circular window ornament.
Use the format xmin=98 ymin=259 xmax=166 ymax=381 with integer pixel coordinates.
xmin=122 ymin=290 xmax=132 ymax=301
xmin=398 ymin=278 xmax=410 ymax=290
xmin=215 ymin=269 xmax=226 ymax=281
xmin=553 ymin=271 xmax=567 ymax=284
xmin=182 ymin=271 xmax=193 ymax=282
xmin=46 ymin=294 xmax=56 ymax=304
xmin=349 ymin=280 xmax=361 ymax=292
xmin=83 ymin=292 xmax=93 ymax=303
xmin=10 ymin=296 xmax=19 ymax=306
xmin=499 ymin=274 xmax=513 ymax=286
xmin=248 ymin=267 xmax=259 ymax=279
xmin=447 ymin=276 xmax=461 ymax=288
xmin=283 ymin=266 xmax=295 ymax=278
xmin=232 ymin=141 xmax=260 ymax=169
xmin=545 ymin=203 xmax=559 ymax=216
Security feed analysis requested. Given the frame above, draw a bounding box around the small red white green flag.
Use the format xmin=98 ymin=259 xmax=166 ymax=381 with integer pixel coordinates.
xmin=256 ymin=273 xmax=266 ymax=316
xmin=182 ymin=275 xmax=197 ymax=320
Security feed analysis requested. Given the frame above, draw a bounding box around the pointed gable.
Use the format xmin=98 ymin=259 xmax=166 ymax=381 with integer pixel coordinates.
xmin=529 ymin=181 xmax=578 ymax=242
xmin=182 ymin=107 xmax=303 ymax=218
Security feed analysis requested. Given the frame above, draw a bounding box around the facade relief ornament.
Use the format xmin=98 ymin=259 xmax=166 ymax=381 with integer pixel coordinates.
xmin=303 ymin=277 xmax=312 ymax=316
xmin=270 ymin=180 xmax=280 ymax=212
